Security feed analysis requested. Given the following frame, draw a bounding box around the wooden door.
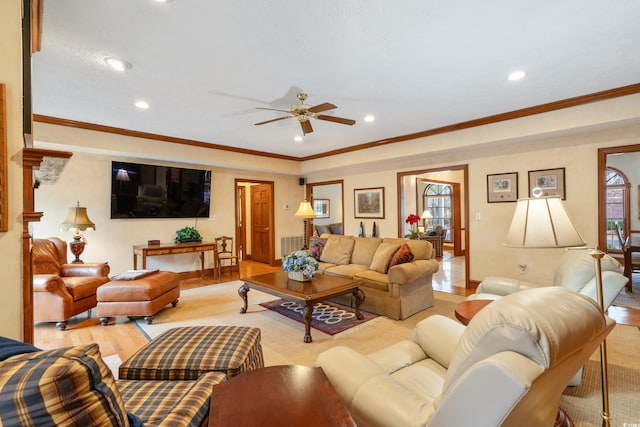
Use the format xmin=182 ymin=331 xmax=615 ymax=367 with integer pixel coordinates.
xmin=250 ymin=184 xmax=273 ymax=264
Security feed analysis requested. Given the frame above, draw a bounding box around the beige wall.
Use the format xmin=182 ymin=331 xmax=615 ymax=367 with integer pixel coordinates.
xmin=0 ymin=1 xmax=25 ymax=340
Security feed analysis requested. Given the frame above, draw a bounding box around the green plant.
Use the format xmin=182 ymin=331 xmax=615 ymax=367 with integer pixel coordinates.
xmin=174 ymin=226 xmax=202 ymax=243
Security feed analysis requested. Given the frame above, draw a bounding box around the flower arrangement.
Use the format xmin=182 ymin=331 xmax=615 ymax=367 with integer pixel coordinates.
xmin=281 ymin=250 xmax=319 ymax=278
xmin=404 ymin=214 xmax=421 ymax=239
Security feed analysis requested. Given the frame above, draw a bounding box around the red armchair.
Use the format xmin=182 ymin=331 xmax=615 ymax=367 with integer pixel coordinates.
xmin=32 ymin=237 xmax=110 ymax=330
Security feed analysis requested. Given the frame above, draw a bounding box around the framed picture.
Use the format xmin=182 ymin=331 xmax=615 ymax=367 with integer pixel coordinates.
xmin=313 ymin=199 xmax=330 ymax=218
xmin=487 ymin=172 xmax=518 ymax=203
xmin=354 ymin=187 xmax=385 ymax=218
xmin=528 ymin=167 xmax=566 ymax=199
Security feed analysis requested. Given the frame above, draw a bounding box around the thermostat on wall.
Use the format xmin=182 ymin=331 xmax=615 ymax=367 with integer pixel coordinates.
xmin=283 ymin=203 xmax=290 ymax=210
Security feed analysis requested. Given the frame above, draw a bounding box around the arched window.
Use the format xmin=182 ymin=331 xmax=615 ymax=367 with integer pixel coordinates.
xmin=423 ymin=183 xmax=452 ymax=241
xmin=605 ymin=167 xmax=630 ymax=251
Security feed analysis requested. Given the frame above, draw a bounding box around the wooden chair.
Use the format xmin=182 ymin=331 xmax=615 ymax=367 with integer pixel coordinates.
xmin=614 ymin=224 xmax=640 ymax=291
xmin=215 ymin=236 xmax=240 ymax=280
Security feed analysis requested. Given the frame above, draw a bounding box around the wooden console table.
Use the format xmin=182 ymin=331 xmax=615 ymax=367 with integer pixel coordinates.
xmin=132 ymin=241 xmax=216 ymax=278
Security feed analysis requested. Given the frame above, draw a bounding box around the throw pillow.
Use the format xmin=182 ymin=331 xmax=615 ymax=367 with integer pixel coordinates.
xmin=0 ymin=344 xmax=129 ymax=426
xmin=315 ymin=225 xmax=332 ymax=236
xmin=309 ymin=237 xmax=328 ymax=260
xmin=370 ymin=243 xmax=401 ymax=274
xmin=329 ymin=223 xmax=343 ymax=235
xmin=320 ymin=236 xmax=355 ymax=265
xmin=388 ymin=243 xmax=415 ymax=268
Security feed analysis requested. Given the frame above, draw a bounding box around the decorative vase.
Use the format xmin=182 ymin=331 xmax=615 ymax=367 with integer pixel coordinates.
xmin=287 ymin=271 xmax=310 ymax=282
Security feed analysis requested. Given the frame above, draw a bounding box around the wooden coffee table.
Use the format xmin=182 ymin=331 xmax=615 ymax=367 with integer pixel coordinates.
xmin=208 ymin=365 xmax=356 ymax=426
xmin=239 ymin=271 xmax=365 ymax=343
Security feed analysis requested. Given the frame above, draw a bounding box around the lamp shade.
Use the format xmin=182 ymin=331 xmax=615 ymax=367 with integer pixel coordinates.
xmin=60 ymin=201 xmax=96 ymax=232
xmin=421 ymin=210 xmax=433 ymax=219
xmin=294 ymin=200 xmax=316 ymax=218
xmin=504 ymin=197 xmax=585 ymax=248
xmin=115 ymin=168 xmax=130 ymax=181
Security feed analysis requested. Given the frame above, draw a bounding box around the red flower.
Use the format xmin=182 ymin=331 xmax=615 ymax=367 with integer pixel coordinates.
xmin=405 ymin=214 xmax=420 ymax=225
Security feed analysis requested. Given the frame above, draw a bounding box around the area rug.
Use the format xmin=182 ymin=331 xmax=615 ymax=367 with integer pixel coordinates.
xmin=259 ymin=299 xmax=378 ymax=336
xmin=612 ymin=272 xmax=640 ymax=310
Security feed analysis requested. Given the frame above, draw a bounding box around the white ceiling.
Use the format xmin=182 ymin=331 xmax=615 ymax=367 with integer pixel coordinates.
xmin=32 ymin=0 xmax=640 ymax=158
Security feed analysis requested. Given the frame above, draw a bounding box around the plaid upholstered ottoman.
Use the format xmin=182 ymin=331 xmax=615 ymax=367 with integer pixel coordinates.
xmin=119 ymin=326 xmax=264 ymax=381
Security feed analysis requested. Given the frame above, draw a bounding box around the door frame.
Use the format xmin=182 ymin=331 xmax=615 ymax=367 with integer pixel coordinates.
xmin=597 ymin=143 xmax=640 ymax=250
xmin=305 ymin=179 xmax=344 ymax=242
xmin=235 ymin=179 xmax=276 ymax=266
xmin=397 ymin=164 xmax=470 ymax=289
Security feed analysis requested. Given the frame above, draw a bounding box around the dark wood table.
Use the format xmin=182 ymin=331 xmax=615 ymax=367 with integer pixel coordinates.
xmin=454 ymin=299 xmax=494 ymax=325
xmin=208 ymin=365 xmax=356 ymax=427
xmin=623 ymin=232 xmax=640 ymax=292
xmin=132 ymin=241 xmax=216 ymax=278
xmin=239 ymin=271 xmax=365 ymax=343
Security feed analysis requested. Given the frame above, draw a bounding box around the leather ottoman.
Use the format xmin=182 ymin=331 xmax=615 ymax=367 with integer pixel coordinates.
xmin=119 ymin=326 xmax=264 ymax=380
xmin=97 ymin=271 xmax=180 ymax=325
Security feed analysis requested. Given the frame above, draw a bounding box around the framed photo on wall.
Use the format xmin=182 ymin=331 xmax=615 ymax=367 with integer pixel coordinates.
xmin=487 ymin=172 xmax=518 ymax=203
xmin=354 ymin=187 xmax=385 ymax=218
xmin=313 ymin=199 xmax=330 ymax=218
xmin=528 ymin=167 xmax=566 ymax=199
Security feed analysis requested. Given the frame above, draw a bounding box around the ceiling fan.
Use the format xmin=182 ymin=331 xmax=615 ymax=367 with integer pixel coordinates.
xmin=254 ymin=92 xmax=356 ymax=135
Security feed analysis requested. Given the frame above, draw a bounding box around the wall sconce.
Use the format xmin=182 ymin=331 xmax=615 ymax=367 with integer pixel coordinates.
xmin=60 ymin=201 xmax=96 ymax=263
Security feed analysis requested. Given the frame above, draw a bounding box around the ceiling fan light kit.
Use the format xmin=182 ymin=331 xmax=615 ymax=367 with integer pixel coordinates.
xmin=255 ymin=92 xmax=355 ymax=135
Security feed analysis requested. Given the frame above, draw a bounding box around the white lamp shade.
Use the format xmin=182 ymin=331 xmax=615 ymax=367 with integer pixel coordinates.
xmin=421 ymin=210 xmax=433 ymax=219
xmin=294 ymin=200 xmax=316 ymax=218
xmin=504 ymin=197 xmax=585 ymax=248
xmin=60 ymin=202 xmax=96 ymax=232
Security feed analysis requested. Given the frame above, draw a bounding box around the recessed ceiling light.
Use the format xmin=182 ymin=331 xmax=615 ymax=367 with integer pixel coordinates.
xmin=104 ymin=57 xmax=132 ymax=72
xmin=135 ymin=100 xmax=149 ymax=109
xmin=508 ymin=70 xmax=526 ymax=81
xmin=364 ymin=115 xmax=375 ymax=123
xmin=294 ymin=136 xmax=303 ymax=142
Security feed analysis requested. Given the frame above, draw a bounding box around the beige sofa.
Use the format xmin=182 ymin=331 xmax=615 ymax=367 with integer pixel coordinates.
xmin=313 ymin=235 xmax=439 ymax=319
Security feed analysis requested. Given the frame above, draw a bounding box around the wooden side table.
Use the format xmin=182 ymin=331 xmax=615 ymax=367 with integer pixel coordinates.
xmin=209 ymin=365 xmax=356 ymax=427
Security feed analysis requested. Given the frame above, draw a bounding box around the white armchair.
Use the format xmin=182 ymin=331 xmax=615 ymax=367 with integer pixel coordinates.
xmin=315 ymin=287 xmax=614 ymax=427
xmin=468 ymin=248 xmax=628 ymax=310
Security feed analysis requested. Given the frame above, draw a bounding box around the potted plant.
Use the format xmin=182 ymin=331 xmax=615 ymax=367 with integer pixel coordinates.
xmin=404 ymin=214 xmax=421 ymax=239
xmin=174 ymin=226 xmax=202 ymax=243
xmin=281 ymin=250 xmax=319 ymax=281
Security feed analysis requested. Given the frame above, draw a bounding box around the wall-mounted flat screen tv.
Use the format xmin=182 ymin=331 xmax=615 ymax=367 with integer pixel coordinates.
xmin=111 ymin=161 xmax=211 ymax=219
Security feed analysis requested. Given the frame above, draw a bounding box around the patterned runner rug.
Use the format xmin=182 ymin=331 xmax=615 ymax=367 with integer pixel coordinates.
xmin=259 ymin=299 xmax=378 ymax=336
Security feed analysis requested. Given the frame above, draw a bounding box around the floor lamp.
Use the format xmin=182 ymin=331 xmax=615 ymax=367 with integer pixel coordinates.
xmin=295 ymin=199 xmax=316 ymax=250
xmin=504 ymin=195 xmax=611 ymax=427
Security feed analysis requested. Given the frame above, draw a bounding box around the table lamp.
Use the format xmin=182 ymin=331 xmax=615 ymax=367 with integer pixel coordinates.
xmin=504 ymin=193 xmax=611 ymax=426
xmin=60 ymin=201 xmax=95 ymax=264
xmin=295 ymin=199 xmax=316 ymax=250
xmin=421 ymin=210 xmax=433 ymax=230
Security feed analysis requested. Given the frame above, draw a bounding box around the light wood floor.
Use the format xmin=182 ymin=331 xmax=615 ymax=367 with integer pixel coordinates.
xmin=34 ymin=252 xmax=640 ymax=362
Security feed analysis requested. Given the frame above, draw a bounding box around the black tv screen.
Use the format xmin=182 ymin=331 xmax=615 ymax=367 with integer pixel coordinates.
xmin=111 ymin=161 xmax=211 ymax=219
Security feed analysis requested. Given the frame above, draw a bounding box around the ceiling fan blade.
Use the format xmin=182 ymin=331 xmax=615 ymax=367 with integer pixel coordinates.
xmin=308 ymin=102 xmax=337 ymax=113
xmin=254 ymin=116 xmax=293 ymax=126
xmin=255 ymin=107 xmax=292 ymax=113
xmin=301 ymin=120 xmax=313 ymax=135
xmin=316 ymin=115 xmax=356 ymax=126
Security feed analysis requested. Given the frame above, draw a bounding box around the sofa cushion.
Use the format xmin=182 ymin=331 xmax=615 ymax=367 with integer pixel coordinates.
xmin=0 ymin=337 xmax=40 ymax=361
xmin=329 ymin=223 xmax=343 ymax=234
xmin=325 ymin=264 xmax=371 ymax=279
xmin=309 ymin=236 xmax=328 ymax=261
xmin=31 ymin=239 xmax=62 ymax=275
xmin=320 ymin=236 xmax=355 ymax=265
xmin=315 ymin=225 xmax=332 ymax=235
xmin=0 ymin=344 xmax=129 ymax=426
xmin=389 ymin=243 xmax=414 ymax=268
xmin=370 ymin=243 xmax=401 ymax=274
xmin=351 ymin=237 xmax=383 ymax=266
xmin=353 ymin=270 xmax=390 ymax=292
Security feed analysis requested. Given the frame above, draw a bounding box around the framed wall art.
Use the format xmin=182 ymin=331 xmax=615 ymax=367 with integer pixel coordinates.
xmin=487 ymin=172 xmax=518 ymax=203
xmin=313 ymin=199 xmax=330 ymax=218
xmin=354 ymin=187 xmax=385 ymax=219
xmin=528 ymin=167 xmax=566 ymax=199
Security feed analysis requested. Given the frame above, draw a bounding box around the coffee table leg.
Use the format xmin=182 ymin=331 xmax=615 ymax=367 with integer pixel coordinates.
xmin=353 ymin=288 xmax=365 ymax=320
xmin=238 ymin=284 xmax=249 ymax=314
xmin=303 ymin=303 xmax=313 ymax=343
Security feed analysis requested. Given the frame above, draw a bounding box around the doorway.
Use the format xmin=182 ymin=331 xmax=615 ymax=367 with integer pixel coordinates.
xmin=235 ymin=179 xmax=276 ymax=266
xmin=397 ymin=165 xmax=470 ymax=289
